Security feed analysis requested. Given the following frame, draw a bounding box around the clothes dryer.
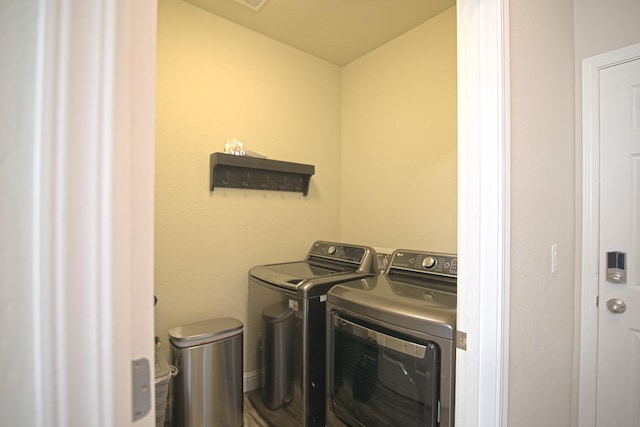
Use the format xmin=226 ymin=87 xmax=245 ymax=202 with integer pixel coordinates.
xmin=327 ymin=249 xmax=457 ymax=427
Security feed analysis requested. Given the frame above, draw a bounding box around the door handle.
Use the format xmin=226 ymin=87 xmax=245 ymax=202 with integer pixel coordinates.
xmin=607 ymin=298 xmax=627 ymax=314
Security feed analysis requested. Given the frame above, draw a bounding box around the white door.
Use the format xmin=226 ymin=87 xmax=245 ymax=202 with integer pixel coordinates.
xmin=596 ymin=56 xmax=640 ymax=426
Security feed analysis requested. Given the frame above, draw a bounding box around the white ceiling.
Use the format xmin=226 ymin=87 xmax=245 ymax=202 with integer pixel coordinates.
xmin=181 ymin=0 xmax=456 ymax=66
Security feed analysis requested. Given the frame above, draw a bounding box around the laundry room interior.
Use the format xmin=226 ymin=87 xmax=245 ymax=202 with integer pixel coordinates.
xmin=7 ymin=0 xmax=640 ymax=426
xmin=154 ymin=0 xmax=457 ymax=377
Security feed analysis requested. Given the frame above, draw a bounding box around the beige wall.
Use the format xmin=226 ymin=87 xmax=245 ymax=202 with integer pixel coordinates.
xmin=155 ymin=0 xmax=342 ymax=362
xmin=155 ymin=0 xmax=458 ymax=375
xmin=574 ymin=0 xmax=640 ymax=61
xmin=508 ymin=1 xmax=640 ymax=426
xmin=508 ymin=0 xmax=576 ymax=425
xmin=340 ymin=7 xmax=457 ymax=253
xmin=1 ymin=1 xmax=39 ymax=425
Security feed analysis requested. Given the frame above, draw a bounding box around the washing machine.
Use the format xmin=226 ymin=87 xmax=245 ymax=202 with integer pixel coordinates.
xmin=326 ymin=249 xmax=457 ymax=427
xmin=247 ymin=241 xmax=378 ymax=427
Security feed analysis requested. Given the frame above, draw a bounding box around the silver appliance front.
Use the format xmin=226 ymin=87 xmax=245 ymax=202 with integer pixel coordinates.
xmin=248 ymin=277 xmax=326 ymax=427
xmin=246 ymin=241 xmax=377 ymax=427
xmin=327 ymin=310 xmax=454 ymax=427
xmin=326 ymin=250 xmax=457 ymax=427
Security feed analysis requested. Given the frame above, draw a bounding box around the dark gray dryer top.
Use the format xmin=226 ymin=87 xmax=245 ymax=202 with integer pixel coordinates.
xmin=327 ymin=249 xmax=457 ymax=340
xmin=249 ymin=241 xmax=377 ymax=298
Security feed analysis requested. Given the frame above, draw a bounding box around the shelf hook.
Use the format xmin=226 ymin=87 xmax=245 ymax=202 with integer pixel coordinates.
xmin=278 ymin=176 xmax=287 ymax=191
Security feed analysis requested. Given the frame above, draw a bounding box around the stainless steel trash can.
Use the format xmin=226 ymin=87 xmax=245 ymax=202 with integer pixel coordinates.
xmin=169 ymin=317 xmax=243 ymax=427
xmin=261 ymin=301 xmax=294 ymax=410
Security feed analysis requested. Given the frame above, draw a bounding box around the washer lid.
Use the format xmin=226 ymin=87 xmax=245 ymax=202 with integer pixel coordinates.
xmin=249 ymin=261 xmax=374 ymax=296
xmin=168 ymin=317 xmax=243 ymax=348
xmin=248 ymin=241 xmax=377 ymax=293
xmin=250 ymin=260 xmax=338 ymax=284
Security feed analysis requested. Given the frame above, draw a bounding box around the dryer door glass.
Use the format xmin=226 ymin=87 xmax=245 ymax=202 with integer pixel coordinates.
xmin=330 ymin=314 xmax=440 ymax=427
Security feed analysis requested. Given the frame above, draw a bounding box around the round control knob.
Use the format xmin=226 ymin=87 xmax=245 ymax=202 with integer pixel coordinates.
xmin=328 ymin=245 xmax=337 ymax=255
xmin=422 ymin=256 xmax=437 ymax=269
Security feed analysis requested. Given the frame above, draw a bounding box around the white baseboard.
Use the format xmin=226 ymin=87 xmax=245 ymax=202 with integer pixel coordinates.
xmin=243 ymin=370 xmax=260 ymax=392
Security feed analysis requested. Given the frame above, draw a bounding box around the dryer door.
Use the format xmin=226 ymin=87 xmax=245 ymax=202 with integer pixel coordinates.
xmin=330 ymin=313 xmax=440 ymax=427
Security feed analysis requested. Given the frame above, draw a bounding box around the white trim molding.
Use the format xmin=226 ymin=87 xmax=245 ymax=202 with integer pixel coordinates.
xmin=579 ymin=42 xmax=640 ymax=427
xmin=456 ymin=0 xmax=511 ymax=425
xmin=244 ymin=369 xmax=261 ymax=392
xmin=33 ymin=0 xmax=156 ymax=426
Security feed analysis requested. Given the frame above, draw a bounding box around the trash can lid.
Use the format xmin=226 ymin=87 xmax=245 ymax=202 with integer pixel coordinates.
xmin=168 ymin=317 xmax=243 ymax=348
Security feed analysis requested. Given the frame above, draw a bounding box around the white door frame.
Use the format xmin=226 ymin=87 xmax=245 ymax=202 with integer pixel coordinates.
xmin=33 ymin=0 xmax=157 ymax=425
xmin=35 ymin=0 xmax=510 ymax=425
xmin=579 ymin=42 xmax=640 ymax=427
xmin=456 ymin=0 xmax=511 ymax=425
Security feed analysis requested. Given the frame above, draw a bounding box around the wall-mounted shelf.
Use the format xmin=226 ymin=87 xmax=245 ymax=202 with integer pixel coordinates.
xmin=210 ymin=153 xmax=315 ymax=196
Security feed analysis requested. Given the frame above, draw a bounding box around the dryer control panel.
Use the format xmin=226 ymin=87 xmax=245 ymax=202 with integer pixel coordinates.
xmin=389 ymin=250 xmax=458 ymax=278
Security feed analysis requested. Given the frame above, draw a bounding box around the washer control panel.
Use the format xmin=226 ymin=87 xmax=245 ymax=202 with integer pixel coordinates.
xmin=390 ymin=250 xmax=457 ymax=277
xmin=308 ymin=241 xmax=369 ymax=264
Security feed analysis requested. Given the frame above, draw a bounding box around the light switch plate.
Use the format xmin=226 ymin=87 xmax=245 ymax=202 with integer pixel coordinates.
xmin=551 ymin=243 xmax=558 ymax=274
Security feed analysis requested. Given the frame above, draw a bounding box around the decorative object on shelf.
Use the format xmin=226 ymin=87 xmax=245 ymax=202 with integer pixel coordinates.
xmin=223 ymin=138 xmax=268 ymax=158
xmin=224 ymin=139 xmax=246 ymax=156
xmin=209 ymin=152 xmax=315 ymax=196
